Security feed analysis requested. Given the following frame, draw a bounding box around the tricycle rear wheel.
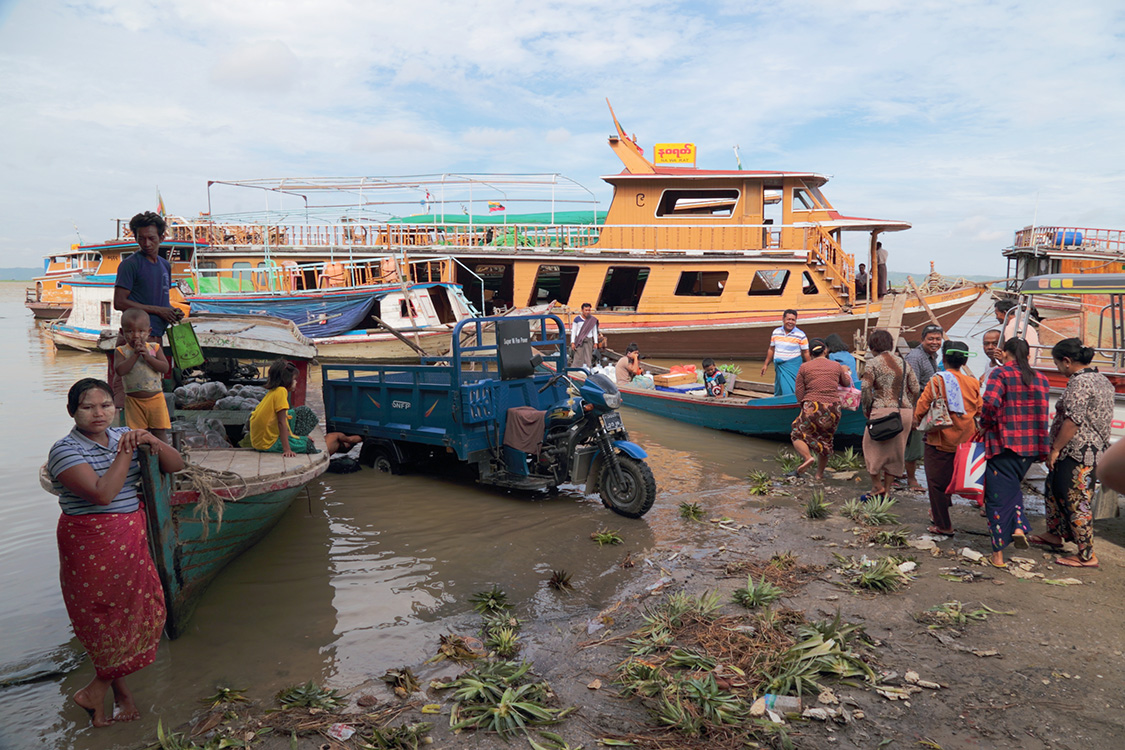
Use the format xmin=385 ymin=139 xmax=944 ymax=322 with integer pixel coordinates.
xmin=600 ymin=455 xmax=656 ymax=518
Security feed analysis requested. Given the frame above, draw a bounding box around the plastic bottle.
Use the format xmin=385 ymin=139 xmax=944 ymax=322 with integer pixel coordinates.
xmin=762 ymin=694 xmax=802 ymax=713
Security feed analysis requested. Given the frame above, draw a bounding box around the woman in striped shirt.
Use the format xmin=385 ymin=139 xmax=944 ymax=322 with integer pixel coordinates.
xmin=48 ymin=378 xmax=184 ymax=727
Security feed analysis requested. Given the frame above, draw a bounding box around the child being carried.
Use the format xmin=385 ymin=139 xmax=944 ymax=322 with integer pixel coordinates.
xmin=114 ymin=308 xmax=172 ymax=442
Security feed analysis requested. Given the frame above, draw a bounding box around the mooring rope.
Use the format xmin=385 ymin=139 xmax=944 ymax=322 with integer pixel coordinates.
xmin=176 ymin=458 xmax=249 ymax=539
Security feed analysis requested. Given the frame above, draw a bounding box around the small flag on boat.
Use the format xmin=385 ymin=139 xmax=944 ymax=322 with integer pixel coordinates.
xmin=156 ymin=190 xmax=166 ymax=217
xmin=488 ymin=201 xmax=505 ymax=213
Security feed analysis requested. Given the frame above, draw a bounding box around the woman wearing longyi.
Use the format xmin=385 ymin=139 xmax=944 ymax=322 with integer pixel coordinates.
xmin=1031 ymin=339 xmax=1114 ymax=568
xmin=47 ymin=378 xmax=184 ymax=727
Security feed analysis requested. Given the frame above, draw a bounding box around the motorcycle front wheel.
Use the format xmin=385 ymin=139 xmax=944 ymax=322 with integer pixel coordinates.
xmin=599 ymin=455 xmax=657 ymax=518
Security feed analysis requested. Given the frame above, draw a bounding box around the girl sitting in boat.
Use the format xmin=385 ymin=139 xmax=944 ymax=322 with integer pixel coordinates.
xmin=48 ymin=378 xmax=185 ymax=727
xmin=248 ymin=359 xmax=361 ymax=457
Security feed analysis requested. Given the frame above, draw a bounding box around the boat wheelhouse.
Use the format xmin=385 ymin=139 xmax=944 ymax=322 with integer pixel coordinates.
xmin=1002 ymin=225 xmax=1125 ymax=316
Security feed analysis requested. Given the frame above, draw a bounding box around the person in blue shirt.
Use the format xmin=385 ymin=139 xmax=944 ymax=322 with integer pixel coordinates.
xmin=702 ymin=358 xmax=727 ymax=397
xmin=113 ymin=211 xmax=183 ymax=341
xmin=824 ymin=333 xmax=858 ymax=384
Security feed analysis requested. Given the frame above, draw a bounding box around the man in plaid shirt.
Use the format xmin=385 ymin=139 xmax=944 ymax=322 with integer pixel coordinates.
xmin=979 ymin=339 xmax=1050 ymax=567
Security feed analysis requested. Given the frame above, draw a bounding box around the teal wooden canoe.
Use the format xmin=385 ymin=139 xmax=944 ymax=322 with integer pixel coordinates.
xmin=619 ymin=386 xmax=867 ymax=442
xmin=138 ymin=445 xmax=328 ymax=638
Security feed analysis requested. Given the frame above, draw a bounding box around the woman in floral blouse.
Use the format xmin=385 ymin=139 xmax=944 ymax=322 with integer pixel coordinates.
xmin=1031 ymin=339 xmax=1114 ymax=568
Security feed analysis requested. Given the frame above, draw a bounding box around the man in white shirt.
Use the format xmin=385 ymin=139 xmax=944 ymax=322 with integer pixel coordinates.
xmin=570 ymin=303 xmax=601 ymax=368
xmin=761 ymin=309 xmax=810 ymax=395
xmin=876 ymin=241 xmax=889 ymax=298
xmin=980 ymin=329 xmax=1001 ymax=386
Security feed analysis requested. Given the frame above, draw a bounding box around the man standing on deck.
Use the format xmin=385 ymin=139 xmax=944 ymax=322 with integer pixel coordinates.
xmin=876 ymin=241 xmax=889 ymax=298
xmin=981 ymin=329 xmax=1002 ymax=386
xmin=114 ymin=211 xmax=183 ymax=341
xmin=903 ymin=323 xmax=944 ymax=491
xmin=570 ymin=303 xmax=601 ymax=369
xmin=761 ymin=309 xmax=810 ymax=396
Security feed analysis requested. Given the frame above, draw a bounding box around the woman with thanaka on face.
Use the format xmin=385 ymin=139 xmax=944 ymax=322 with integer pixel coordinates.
xmin=48 ymin=378 xmax=185 ymax=727
xmin=1030 ymin=339 xmax=1114 ymax=568
xmin=114 ymin=307 xmax=172 ymax=443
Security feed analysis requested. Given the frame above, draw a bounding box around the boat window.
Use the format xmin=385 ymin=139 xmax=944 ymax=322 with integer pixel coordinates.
xmin=792 ymin=187 xmax=819 ymax=211
xmin=197 ymin=260 xmax=219 ymax=278
xmin=806 ymin=184 xmax=831 ymax=209
xmin=747 ymin=270 xmax=790 ymax=296
xmin=802 ymin=271 xmax=819 ymax=295
xmin=675 ymin=271 xmax=728 ymax=297
xmin=464 ymin=263 xmax=514 ymax=315
xmin=655 ymin=189 xmax=739 ymax=218
xmin=99 ymin=301 xmax=111 ymax=325
xmin=597 ymin=266 xmax=650 ymax=310
xmin=529 ymin=264 xmax=580 ymax=306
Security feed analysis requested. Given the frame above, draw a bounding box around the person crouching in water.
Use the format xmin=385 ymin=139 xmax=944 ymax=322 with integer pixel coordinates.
xmin=113 ymin=308 xmax=171 ymax=443
xmin=248 ymin=359 xmax=361 ymax=457
xmin=702 ymin=358 xmax=727 ymax=397
xmin=790 ymin=338 xmax=853 ymax=479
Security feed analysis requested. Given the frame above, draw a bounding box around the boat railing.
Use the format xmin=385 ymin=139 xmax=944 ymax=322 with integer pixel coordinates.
xmin=184 ymin=256 xmax=459 ymax=295
xmin=806 ymin=225 xmax=856 ymax=303
xmin=169 ymin=219 xmax=862 ymax=260
xmin=1012 ymin=226 xmax=1125 ymax=254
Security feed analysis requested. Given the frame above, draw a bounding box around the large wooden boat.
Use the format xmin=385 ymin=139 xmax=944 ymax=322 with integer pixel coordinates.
xmin=25 ymin=239 xmax=197 ymax=320
xmin=152 ymin=107 xmax=983 ymax=357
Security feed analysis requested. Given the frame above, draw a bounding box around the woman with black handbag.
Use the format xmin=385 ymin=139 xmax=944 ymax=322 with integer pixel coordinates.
xmin=859 ymin=329 xmax=919 ymax=501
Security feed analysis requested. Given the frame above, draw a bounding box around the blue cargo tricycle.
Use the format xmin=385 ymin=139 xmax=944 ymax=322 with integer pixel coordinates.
xmin=321 ymin=314 xmax=657 ymax=517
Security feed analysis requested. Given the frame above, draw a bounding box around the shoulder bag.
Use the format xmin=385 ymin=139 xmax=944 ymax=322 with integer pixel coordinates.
xmin=866 ymin=355 xmax=906 ymax=442
xmin=917 ymin=374 xmax=954 ymax=433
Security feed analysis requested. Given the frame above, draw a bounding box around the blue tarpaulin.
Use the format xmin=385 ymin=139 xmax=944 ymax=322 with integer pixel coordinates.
xmin=189 ymin=295 xmax=382 ymax=338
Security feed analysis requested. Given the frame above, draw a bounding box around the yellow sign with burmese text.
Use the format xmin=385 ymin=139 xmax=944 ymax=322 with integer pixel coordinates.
xmin=654 ymin=143 xmax=696 ymax=165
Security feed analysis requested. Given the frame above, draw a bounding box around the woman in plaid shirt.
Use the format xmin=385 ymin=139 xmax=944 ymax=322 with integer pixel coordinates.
xmin=979 ymin=338 xmax=1051 ymax=568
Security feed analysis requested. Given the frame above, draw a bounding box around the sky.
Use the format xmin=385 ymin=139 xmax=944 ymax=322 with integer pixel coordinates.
xmin=1 ymin=0 xmax=1123 ymax=276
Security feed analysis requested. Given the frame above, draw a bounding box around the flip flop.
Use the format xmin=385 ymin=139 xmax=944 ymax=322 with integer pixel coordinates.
xmin=986 ymin=559 xmax=1007 ymax=569
xmin=1028 ymin=534 xmax=1063 ymax=550
xmin=927 ymin=526 xmax=954 ymax=535
xmin=1055 ymin=556 xmax=1099 ymax=568
xmin=1012 ymin=534 xmax=1030 ymax=550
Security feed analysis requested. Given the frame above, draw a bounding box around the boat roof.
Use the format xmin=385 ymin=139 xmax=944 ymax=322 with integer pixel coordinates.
xmin=1021 ymin=273 xmax=1125 ymax=295
xmin=602 ymin=167 xmax=829 ymax=187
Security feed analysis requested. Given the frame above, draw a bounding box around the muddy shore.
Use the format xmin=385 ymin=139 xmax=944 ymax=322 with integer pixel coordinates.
xmin=152 ymin=467 xmax=1125 ymax=750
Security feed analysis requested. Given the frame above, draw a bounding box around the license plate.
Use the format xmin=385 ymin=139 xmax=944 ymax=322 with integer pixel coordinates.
xmin=602 ymin=412 xmax=624 ymax=432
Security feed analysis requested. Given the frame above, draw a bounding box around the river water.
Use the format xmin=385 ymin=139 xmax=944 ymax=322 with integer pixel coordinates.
xmin=0 ymin=281 xmax=803 ymax=749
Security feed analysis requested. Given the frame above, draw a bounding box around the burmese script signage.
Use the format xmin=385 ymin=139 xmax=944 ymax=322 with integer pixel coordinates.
xmin=654 ymin=143 xmax=696 ymax=165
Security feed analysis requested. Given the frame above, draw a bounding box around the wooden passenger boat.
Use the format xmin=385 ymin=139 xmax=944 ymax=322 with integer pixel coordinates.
xmin=25 ymin=239 xmax=197 ymax=320
xmin=155 ymin=106 xmax=982 ymax=358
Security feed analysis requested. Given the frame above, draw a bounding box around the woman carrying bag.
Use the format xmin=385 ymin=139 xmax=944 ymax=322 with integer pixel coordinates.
xmin=860 ymin=329 xmax=920 ymax=501
xmin=913 ymin=341 xmax=982 ymax=534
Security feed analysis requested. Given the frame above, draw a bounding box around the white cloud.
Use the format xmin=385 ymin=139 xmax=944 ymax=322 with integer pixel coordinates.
xmin=209 ymin=40 xmax=301 ymax=93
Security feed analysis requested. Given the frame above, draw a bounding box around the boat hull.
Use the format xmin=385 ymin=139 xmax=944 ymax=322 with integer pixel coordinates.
xmin=139 ymin=446 xmax=327 ymax=639
xmin=48 ymin=324 xmax=104 ymax=352
xmin=601 ymin=288 xmax=981 ymax=358
xmin=25 ymin=300 xmax=71 ymax=320
xmin=313 ymin=328 xmax=454 ymax=362
xmin=621 ymin=387 xmax=867 ymax=442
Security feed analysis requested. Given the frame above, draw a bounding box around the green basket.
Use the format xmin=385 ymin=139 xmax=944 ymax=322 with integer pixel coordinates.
xmin=166 ymin=321 xmax=205 ymax=369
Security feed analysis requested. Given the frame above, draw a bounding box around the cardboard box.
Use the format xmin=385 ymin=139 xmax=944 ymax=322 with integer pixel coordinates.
xmin=653 ymin=372 xmax=698 ymax=387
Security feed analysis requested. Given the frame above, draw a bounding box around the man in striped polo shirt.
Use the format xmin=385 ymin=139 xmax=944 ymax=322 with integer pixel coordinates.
xmin=761 ymin=309 xmax=810 ymax=396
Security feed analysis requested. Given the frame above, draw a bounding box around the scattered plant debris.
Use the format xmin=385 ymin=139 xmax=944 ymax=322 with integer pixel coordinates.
xmin=275 ymin=680 xmax=345 ymax=711
xmin=591 ymin=529 xmax=624 ymax=546
xmin=679 ymin=501 xmax=705 ymax=521
xmin=747 ymin=470 xmax=772 ymax=495
xmin=842 ymin=495 xmax=900 ymax=526
xmin=732 ymin=574 xmax=784 ymax=609
xmin=804 ymin=489 xmax=832 ymax=519
xmin=470 ymin=586 xmax=512 ymax=615
xmin=548 ymin=569 xmax=574 ymax=592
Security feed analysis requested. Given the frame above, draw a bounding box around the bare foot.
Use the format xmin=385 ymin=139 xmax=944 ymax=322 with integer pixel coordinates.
xmin=796 ymin=457 xmax=816 ymax=474
xmin=907 ymin=484 xmax=924 ymax=493
xmin=1056 ymin=555 xmax=1099 ymax=568
xmin=74 ymin=687 xmax=112 ymax=728
xmin=112 ymin=678 xmax=141 ymax=722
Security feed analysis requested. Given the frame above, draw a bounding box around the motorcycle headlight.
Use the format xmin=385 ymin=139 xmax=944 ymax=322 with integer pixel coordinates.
xmin=604 ymin=392 xmax=622 ymax=409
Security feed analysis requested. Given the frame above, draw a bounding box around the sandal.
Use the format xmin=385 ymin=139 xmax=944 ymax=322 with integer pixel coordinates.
xmin=1028 ymin=534 xmax=1063 ymax=550
xmin=1056 ymin=556 xmax=1099 ymax=568
xmin=926 ymin=525 xmax=954 ymax=535
xmin=986 ymin=558 xmax=1007 ymax=569
xmin=1012 ymin=533 xmax=1030 ymax=550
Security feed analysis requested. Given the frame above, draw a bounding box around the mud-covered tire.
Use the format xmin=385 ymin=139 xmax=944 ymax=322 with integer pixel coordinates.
xmin=599 ymin=455 xmax=656 ymax=518
xmin=360 ymin=442 xmax=404 ymax=475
